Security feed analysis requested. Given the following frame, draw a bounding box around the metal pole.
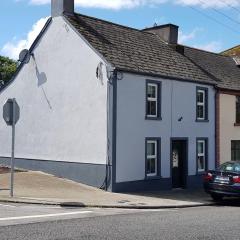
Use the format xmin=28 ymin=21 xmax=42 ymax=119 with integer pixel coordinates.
xmin=10 ymin=99 xmax=16 ymax=197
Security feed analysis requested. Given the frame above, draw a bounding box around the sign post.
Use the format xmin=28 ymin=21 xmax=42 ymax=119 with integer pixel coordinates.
xmin=3 ymin=98 xmax=20 ymax=197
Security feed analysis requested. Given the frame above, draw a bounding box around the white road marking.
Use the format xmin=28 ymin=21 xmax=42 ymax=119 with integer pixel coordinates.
xmin=0 ymin=211 xmax=92 ymax=221
xmin=0 ymin=204 xmax=16 ymax=208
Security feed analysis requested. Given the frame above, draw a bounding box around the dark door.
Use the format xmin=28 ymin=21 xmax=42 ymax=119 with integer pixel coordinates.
xmin=171 ymin=140 xmax=187 ymax=188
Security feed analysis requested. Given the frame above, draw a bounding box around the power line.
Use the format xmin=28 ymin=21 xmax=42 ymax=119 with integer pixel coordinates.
xmin=198 ymin=0 xmax=240 ymax=26
xmin=189 ymin=6 xmax=240 ymax=35
xmin=218 ymin=0 xmax=240 ymax=14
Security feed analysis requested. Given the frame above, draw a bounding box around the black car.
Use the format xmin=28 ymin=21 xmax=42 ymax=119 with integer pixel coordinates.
xmin=203 ymin=161 xmax=240 ymax=201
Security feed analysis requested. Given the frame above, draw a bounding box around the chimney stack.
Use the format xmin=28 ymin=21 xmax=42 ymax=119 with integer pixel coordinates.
xmin=143 ymin=24 xmax=179 ymax=45
xmin=51 ymin=0 xmax=74 ymax=17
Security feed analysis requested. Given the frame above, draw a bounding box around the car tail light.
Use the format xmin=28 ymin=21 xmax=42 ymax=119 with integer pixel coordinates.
xmin=233 ymin=176 xmax=240 ymax=183
xmin=203 ymin=172 xmax=213 ymax=182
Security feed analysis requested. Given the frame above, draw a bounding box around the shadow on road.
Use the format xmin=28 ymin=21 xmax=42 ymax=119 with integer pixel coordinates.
xmin=213 ymin=198 xmax=240 ymax=207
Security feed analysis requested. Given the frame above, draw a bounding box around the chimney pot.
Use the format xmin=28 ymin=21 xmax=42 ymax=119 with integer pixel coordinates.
xmin=143 ymin=24 xmax=179 ymax=45
xmin=51 ymin=0 xmax=74 ymax=17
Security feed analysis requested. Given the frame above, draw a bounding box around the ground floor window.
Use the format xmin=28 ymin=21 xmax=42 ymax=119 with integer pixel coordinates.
xmin=146 ymin=139 xmax=160 ymax=177
xmin=197 ymin=139 xmax=208 ymax=173
xmin=231 ymin=141 xmax=240 ymax=161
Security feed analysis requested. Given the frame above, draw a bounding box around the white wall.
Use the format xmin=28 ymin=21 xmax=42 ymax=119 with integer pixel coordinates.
xmin=219 ymin=94 xmax=240 ymax=163
xmin=0 ymin=16 xmax=108 ymax=165
xmin=116 ymin=73 xmax=215 ymax=183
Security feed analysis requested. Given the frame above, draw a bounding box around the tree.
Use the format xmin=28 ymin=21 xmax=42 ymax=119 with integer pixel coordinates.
xmin=0 ymin=56 xmax=17 ymax=85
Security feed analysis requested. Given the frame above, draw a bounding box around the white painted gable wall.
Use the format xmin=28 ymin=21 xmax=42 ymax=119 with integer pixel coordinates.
xmin=0 ymin=17 xmax=108 ymax=165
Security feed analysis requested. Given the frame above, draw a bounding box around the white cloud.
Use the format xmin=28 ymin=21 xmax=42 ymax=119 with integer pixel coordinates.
xmin=28 ymin=0 xmax=167 ymax=9
xmin=175 ymin=0 xmax=240 ymax=8
xmin=193 ymin=41 xmax=222 ymax=52
xmin=26 ymin=0 xmax=240 ymax=9
xmin=1 ymin=17 xmax=49 ymax=60
xmin=178 ymin=28 xmax=202 ymax=44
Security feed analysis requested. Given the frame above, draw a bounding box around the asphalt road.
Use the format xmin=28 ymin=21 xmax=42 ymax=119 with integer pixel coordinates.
xmin=0 ymin=200 xmax=239 ymax=240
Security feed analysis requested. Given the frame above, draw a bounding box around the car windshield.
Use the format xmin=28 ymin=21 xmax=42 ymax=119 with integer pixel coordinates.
xmin=219 ymin=162 xmax=240 ymax=173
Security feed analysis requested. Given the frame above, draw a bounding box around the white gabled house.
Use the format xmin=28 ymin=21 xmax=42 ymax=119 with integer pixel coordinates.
xmin=0 ymin=0 xmax=217 ymax=192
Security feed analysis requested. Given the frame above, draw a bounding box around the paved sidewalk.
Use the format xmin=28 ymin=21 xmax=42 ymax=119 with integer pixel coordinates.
xmin=0 ymin=170 xmax=213 ymax=209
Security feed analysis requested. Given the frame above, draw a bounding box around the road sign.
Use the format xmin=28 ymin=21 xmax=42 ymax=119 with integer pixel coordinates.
xmin=2 ymin=98 xmax=20 ymax=197
xmin=3 ymin=99 xmax=20 ymax=126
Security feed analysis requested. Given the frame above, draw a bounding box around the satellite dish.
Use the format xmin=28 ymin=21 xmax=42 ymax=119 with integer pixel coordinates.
xmin=19 ymin=49 xmax=31 ymax=64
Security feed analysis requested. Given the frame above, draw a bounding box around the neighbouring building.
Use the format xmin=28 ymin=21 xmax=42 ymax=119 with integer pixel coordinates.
xmin=222 ymin=45 xmax=240 ymax=57
xmin=0 ymin=0 xmax=217 ymax=192
xmin=177 ymin=45 xmax=240 ymax=165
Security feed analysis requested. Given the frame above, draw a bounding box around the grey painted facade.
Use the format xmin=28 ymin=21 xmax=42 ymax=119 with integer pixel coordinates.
xmin=113 ymin=72 xmax=215 ymax=191
xmin=0 ymin=157 xmax=106 ymax=188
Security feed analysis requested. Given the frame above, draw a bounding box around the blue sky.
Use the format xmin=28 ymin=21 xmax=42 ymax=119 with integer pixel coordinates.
xmin=1 ymin=0 xmax=240 ymax=59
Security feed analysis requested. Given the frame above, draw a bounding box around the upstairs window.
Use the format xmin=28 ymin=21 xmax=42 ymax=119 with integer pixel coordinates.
xmin=146 ymin=80 xmax=161 ymax=120
xmin=236 ymin=96 xmax=240 ymax=124
xmin=196 ymin=87 xmax=208 ymax=121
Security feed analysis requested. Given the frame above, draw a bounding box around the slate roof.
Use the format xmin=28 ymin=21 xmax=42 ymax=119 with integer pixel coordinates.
xmin=183 ymin=46 xmax=240 ymax=91
xmin=221 ymin=45 xmax=240 ymax=57
xmin=64 ymin=13 xmax=216 ymax=85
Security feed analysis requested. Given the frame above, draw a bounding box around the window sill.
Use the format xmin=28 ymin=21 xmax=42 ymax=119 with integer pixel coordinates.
xmin=196 ymin=119 xmax=209 ymax=123
xmin=234 ymin=123 xmax=240 ymax=126
xmin=196 ymin=171 xmax=206 ymax=176
xmin=145 ymin=176 xmax=161 ymax=180
xmin=145 ymin=116 xmax=162 ymax=121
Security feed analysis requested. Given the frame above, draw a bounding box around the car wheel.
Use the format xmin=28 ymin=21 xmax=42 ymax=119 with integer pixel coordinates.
xmin=211 ymin=194 xmax=223 ymax=201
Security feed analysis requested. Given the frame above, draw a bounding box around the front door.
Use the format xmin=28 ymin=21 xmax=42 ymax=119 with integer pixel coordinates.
xmin=171 ymin=140 xmax=187 ymax=188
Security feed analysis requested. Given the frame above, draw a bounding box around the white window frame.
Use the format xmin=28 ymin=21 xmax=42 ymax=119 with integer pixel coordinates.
xmin=146 ymin=140 xmax=158 ymax=177
xmin=197 ymin=90 xmax=206 ymax=120
xmin=147 ymin=83 xmax=158 ymax=118
xmin=197 ymin=140 xmax=205 ymax=172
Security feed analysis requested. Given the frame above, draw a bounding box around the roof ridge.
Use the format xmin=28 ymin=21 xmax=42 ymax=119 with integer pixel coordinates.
xmin=66 ymin=12 xmax=142 ymax=32
xmin=221 ymin=44 xmax=240 ymax=54
xmin=182 ymin=44 xmax=229 ymax=58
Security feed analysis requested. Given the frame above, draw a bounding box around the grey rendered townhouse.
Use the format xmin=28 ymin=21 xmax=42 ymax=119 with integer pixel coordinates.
xmin=0 ymin=0 xmax=217 ymax=192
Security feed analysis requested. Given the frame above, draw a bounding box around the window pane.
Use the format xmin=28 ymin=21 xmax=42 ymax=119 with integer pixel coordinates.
xmin=150 ymin=158 xmax=156 ymax=173
xmin=236 ymin=141 xmax=240 ymax=149
xmin=197 ymin=91 xmax=204 ymax=103
xmin=197 ymin=106 xmax=204 ymax=119
xmin=147 ymin=101 xmax=157 ymax=116
xmin=236 ymin=150 xmax=240 ymax=161
xmin=147 ymin=159 xmax=151 ymax=174
xmin=231 ymin=150 xmax=235 ymax=161
xmin=198 ymin=156 xmax=205 ymax=170
xmin=231 ymin=141 xmax=240 ymax=161
xmin=147 ymin=142 xmax=156 ymax=156
xmin=198 ymin=142 xmax=204 ymax=154
xmin=236 ymin=97 xmax=240 ymax=123
xmin=147 ymin=84 xmax=157 ymax=98
xmin=147 ymin=158 xmax=156 ymax=175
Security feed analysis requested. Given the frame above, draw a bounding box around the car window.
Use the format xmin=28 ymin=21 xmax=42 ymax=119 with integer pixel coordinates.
xmin=219 ymin=162 xmax=240 ymax=172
